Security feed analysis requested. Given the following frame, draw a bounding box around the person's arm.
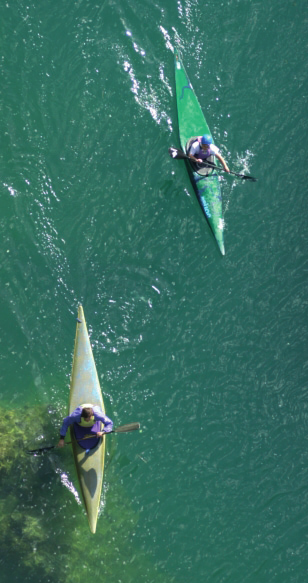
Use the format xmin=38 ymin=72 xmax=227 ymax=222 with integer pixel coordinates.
xmin=57 ymin=407 xmax=82 ymax=445
xmin=188 ymin=142 xmax=203 ymax=164
xmin=93 ymin=407 xmax=114 ymax=435
xmin=215 ymin=152 xmax=230 ymax=173
xmin=189 ymin=154 xmax=203 ymax=163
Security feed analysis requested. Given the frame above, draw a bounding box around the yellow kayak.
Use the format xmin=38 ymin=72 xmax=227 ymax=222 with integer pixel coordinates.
xmin=69 ymin=305 xmax=106 ymax=533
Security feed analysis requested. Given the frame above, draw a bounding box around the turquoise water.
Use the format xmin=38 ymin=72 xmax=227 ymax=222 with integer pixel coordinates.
xmin=1 ymin=1 xmax=307 ymax=581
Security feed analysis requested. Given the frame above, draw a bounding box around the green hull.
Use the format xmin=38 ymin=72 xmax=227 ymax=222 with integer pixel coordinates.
xmin=69 ymin=305 xmax=106 ymax=534
xmin=174 ymin=49 xmax=225 ymax=255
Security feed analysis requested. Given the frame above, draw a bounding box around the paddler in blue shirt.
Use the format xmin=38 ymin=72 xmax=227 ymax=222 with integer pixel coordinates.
xmin=57 ymin=405 xmax=113 ymax=447
xmin=188 ymin=134 xmax=230 ymax=173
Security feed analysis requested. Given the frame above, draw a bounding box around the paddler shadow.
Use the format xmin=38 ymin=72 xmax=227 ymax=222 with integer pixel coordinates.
xmin=79 ymin=447 xmax=96 ymax=465
xmin=79 ymin=450 xmax=98 ymax=499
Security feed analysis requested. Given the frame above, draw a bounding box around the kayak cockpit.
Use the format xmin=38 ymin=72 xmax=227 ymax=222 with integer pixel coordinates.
xmin=186 ymin=137 xmax=216 ymax=176
xmin=73 ymin=419 xmax=102 ymax=450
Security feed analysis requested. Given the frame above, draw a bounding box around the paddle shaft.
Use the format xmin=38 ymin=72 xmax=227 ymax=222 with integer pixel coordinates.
xmin=65 ymin=432 xmax=111 ymax=445
xmin=169 ymin=148 xmax=257 ymax=181
xmin=65 ymin=423 xmax=140 ymax=444
xmin=183 ymin=151 xmax=228 ymax=172
xmin=27 ymin=422 xmax=140 ymax=454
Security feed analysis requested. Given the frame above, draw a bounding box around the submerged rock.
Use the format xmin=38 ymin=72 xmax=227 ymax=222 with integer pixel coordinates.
xmin=0 ymin=403 xmax=174 ymax=583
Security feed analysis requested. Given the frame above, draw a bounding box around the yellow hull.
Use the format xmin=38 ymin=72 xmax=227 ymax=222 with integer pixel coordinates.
xmin=69 ymin=305 xmax=105 ymax=533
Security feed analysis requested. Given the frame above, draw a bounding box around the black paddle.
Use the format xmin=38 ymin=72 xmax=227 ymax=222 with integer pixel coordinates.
xmin=168 ymin=147 xmax=257 ymax=181
xmin=26 ymin=422 xmax=141 ymax=454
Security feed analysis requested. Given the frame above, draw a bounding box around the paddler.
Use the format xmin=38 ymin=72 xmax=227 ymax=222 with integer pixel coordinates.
xmin=57 ymin=405 xmax=113 ymax=447
xmin=188 ymin=134 xmax=230 ymax=173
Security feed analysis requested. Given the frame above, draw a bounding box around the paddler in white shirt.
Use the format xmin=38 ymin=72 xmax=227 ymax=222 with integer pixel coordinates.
xmin=188 ymin=134 xmax=230 ymax=173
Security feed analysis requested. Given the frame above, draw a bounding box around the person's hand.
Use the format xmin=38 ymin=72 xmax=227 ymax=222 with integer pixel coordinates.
xmin=57 ymin=439 xmax=65 ymax=448
xmin=197 ymin=158 xmax=203 ymax=163
xmin=96 ymin=431 xmax=105 ymax=437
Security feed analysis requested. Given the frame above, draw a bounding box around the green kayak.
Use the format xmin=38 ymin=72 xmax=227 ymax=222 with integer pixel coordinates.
xmin=174 ymin=49 xmax=225 ymax=255
xmin=69 ymin=305 xmax=106 ymax=533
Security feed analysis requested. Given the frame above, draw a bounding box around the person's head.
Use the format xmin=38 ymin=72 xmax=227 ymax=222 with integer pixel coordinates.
xmin=201 ymin=134 xmax=213 ymax=149
xmin=81 ymin=407 xmax=94 ymax=420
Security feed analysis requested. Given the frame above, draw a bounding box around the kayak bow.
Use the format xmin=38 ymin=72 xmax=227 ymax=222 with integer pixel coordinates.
xmin=174 ymin=49 xmax=225 ymax=255
xmin=69 ymin=305 xmax=106 ymax=534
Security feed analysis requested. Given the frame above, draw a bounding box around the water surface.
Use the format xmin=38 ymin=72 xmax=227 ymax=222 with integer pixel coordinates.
xmin=0 ymin=1 xmax=307 ymax=582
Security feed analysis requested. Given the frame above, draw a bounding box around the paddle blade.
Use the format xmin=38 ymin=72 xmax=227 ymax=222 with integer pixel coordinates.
xmin=27 ymin=445 xmax=56 ymax=455
xmin=168 ymin=147 xmax=187 ymax=160
xmin=242 ymin=175 xmax=257 ymax=181
xmin=114 ymin=422 xmax=140 ymax=433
